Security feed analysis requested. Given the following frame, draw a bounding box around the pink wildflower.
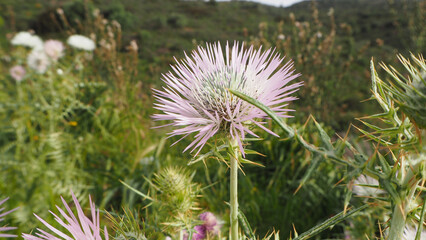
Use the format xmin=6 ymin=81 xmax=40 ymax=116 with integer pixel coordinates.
xmin=153 ymin=42 xmax=301 ymax=155
xmin=9 ymin=65 xmax=26 ymax=82
xmin=22 ymin=191 xmax=109 ymax=240
xmin=184 ymin=225 xmax=206 ymax=240
xmin=199 ymin=212 xmax=220 ymax=235
xmin=0 ymin=197 xmax=18 ymax=238
xmin=44 ymin=40 xmax=65 ymax=61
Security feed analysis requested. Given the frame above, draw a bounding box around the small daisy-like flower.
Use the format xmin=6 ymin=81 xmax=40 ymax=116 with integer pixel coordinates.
xmin=22 ymin=191 xmax=109 ymax=240
xmin=9 ymin=65 xmax=26 ymax=82
xmin=44 ymin=40 xmax=65 ymax=61
xmin=153 ymin=42 xmax=301 ymax=155
xmin=11 ymin=31 xmax=44 ymax=50
xmin=27 ymin=49 xmax=50 ymax=74
xmin=67 ymin=35 xmax=96 ymax=51
xmin=353 ymin=175 xmax=386 ymax=197
xmin=0 ymin=197 xmax=18 ymax=238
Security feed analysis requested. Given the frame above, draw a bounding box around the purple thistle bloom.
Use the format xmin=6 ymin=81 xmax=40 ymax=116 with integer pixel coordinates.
xmin=192 ymin=225 xmax=206 ymax=240
xmin=153 ymin=42 xmax=301 ymax=155
xmin=0 ymin=197 xmax=18 ymax=238
xmin=183 ymin=225 xmax=206 ymax=240
xmin=22 ymin=191 xmax=109 ymax=240
xmin=199 ymin=212 xmax=220 ymax=235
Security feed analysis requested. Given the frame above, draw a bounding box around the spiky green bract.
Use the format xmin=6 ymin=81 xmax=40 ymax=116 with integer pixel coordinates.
xmin=379 ymin=54 xmax=426 ymax=129
xmin=151 ymin=167 xmax=200 ymax=233
xmin=361 ymin=56 xmax=426 ymax=240
xmin=359 ymin=56 xmax=423 ymax=152
xmin=106 ymin=209 xmax=148 ymax=240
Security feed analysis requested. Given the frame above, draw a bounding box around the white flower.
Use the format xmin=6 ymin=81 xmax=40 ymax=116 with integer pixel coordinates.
xmin=27 ymin=49 xmax=50 ymax=74
xmin=67 ymin=35 xmax=96 ymax=51
xmin=11 ymin=31 xmax=44 ymax=50
xmin=353 ymin=175 xmax=385 ymax=197
xmin=44 ymin=40 xmax=65 ymax=61
xmin=403 ymin=224 xmax=425 ymax=240
xmin=277 ymin=34 xmax=285 ymax=40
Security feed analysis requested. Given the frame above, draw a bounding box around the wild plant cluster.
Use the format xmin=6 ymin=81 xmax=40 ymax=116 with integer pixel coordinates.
xmin=0 ymin=2 xmax=425 ymax=240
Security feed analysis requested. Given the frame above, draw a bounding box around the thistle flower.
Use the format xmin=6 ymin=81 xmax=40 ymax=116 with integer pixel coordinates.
xmin=184 ymin=225 xmax=206 ymax=240
xmin=402 ymin=224 xmax=425 ymax=240
xmin=153 ymin=42 xmax=301 ymax=155
xmin=44 ymin=40 xmax=65 ymax=61
xmin=153 ymin=167 xmax=199 ymax=220
xmin=0 ymin=197 xmax=18 ymax=238
xmin=11 ymin=31 xmax=44 ymax=50
xmin=353 ymin=174 xmax=385 ymax=198
xmin=67 ymin=35 xmax=96 ymax=51
xmin=22 ymin=191 xmax=109 ymax=240
xmin=9 ymin=65 xmax=26 ymax=82
xmin=199 ymin=212 xmax=220 ymax=235
xmin=183 ymin=212 xmax=221 ymax=240
xmin=27 ymin=49 xmax=50 ymax=74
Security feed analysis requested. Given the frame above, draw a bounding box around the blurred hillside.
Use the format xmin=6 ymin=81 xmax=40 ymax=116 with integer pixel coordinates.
xmin=0 ymin=0 xmax=424 ymax=128
xmin=1 ymin=0 xmax=423 ymax=58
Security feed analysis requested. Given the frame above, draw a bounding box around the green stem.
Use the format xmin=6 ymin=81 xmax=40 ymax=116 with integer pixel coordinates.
xmin=229 ymin=138 xmax=239 ymax=240
xmin=388 ymin=203 xmax=406 ymax=240
xmin=388 ymin=158 xmax=421 ymax=240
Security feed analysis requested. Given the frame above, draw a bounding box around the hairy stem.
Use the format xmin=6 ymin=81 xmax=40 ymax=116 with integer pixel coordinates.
xmin=388 ymin=156 xmax=422 ymax=240
xmin=229 ymin=138 xmax=239 ymax=240
xmin=388 ymin=203 xmax=406 ymax=240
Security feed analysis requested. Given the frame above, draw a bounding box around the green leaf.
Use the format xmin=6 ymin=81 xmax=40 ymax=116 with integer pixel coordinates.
xmin=240 ymin=157 xmax=265 ymax=167
xmin=312 ymin=118 xmax=333 ymax=151
xmin=238 ymin=207 xmax=256 ymax=240
xmin=229 ymin=89 xmax=354 ymax=168
xmin=295 ymin=153 xmax=322 ymax=194
xmin=120 ymin=180 xmax=153 ymax=201
xmin=377 ymin=153 xmax=391 ymax=176
xmin=228 ymin=89 xmax=294 ymax=138
xmin=188 ymin=144 xmax=227 ymax=165
xmin=415 ymin=199 xmax=426 ymax=240
xmin=293 ymin=204 xmax=369 ymax=240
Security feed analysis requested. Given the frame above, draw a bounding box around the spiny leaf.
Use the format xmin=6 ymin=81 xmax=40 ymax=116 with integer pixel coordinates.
xmin=415 ymin=200 xmax=426 ymax=240
xmin=293 ymin=204 xmax=369 ymax=240
xmin=120 ymin=180 xmax=153 ymax=201
xmin=312 ymin=117 xmax=333 ymax=151
xmin=294 ymin=153 xmax=322 ymax=194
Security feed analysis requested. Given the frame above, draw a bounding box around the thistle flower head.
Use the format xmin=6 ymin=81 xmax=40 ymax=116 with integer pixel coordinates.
xmin=44 ymin=40 xmax=65 ymax=61
xmin=67 ymin=35 xmax=96 ymax=51
xmin=22 ymin=191 xmax=109 ymax=240
xmin=352 ymin=174 xmax=385 ymax=198
xmin=27 ymin=49 xmax=50 ymax=74
xmin=153 ymin=167 xmax=199 ymax=217
xmin=153 ymin=42 xmax=301 ymax=155
xmin=199 ymin=212 xmax=220 ymax=235
xmin=402 ymin=224 xmax=425 ymax=240
xmin=11 ymin=31 xmax=44 ymax=50
xmin=0 ymin=197 xmax=18 ymax=238
xmin=9 ymin=65 xmax=26 ymax=82
xmin=183 ymin=213 xmax=221 ymax=240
